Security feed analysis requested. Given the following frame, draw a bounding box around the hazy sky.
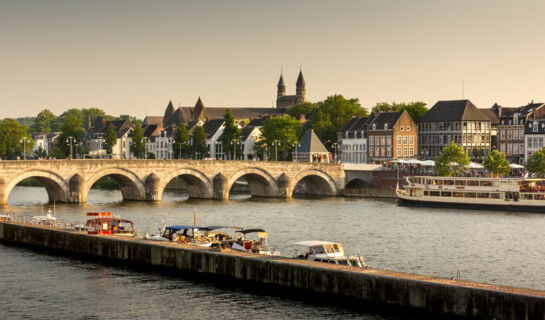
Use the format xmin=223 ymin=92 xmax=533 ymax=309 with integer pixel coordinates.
xmin=1 ymin=0 xmax=544 ymax=119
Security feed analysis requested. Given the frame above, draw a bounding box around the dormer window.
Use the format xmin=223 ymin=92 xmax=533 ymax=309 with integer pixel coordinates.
xmin=533 ymin=121 xmax=538 ymax=133
xmin=372 ymin=123 xmax=376 ymax=130
xmin=384 ymin=123 xmax=388 ymax=129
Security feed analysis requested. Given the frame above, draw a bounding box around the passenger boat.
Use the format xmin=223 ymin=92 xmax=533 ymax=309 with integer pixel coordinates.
xmin=396 ymin=176 xmax=545 ymax=213
xmin=85 ymin=212 xmax=135 ymax=236
xmin=162 ymin=225 xmax=213 ymax=247
xmin=231 ymin=229 xmax=280 ymax=256
xmin=294 ymin=241 xmax=365 ymax=268
xmin=0 ymin=213 xmax=13 ymax=221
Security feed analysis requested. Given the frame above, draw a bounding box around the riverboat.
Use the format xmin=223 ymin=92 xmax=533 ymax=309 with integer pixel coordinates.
xmin=232 ymin=229 xmax=279 ymax=256
xmin=32 ymin=208 xmax=57 ymax=226
xmin=85 ymin=212 xmax=135 ymax=236
xmin=294 ymin=241 xmax=365 ymax=268
xmin=162 ymin=225 xmax=213 ymax=247
xmin=396 ymin=176 xmax=545 ymax=212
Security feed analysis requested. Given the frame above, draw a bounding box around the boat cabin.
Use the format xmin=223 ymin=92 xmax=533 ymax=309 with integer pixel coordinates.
xmin=232 ymin=228 xmax=277 ymax=255
xmin=85 ymin=212 xmax=134 ymax=236
xmin=294 ymin=241 xmax=364 ymax=268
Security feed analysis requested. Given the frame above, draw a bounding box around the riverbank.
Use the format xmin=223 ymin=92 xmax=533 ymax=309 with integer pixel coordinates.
xmin=1 ymin=220 xmax=543 ymax=319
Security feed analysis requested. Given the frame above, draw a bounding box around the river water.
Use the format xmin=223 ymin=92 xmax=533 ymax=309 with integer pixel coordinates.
xmin=1 ymin=186 xmax=545 ymax=319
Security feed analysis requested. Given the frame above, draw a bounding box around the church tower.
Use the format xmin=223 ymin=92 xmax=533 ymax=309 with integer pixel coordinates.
xmin=163 ymin=100 xmax=175 ymax=126
xmin=277 ymin=73 xmax=286 ymax=98
xmin=296 ymin=70 xmax=306 ymax=104
xmin=194 ymin=97 xmax=207 ymax=122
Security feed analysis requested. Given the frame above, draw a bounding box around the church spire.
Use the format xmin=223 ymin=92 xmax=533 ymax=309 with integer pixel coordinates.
xmin=163 ymin=100 xmax=175 ymax=126
xmin=277 ymin=72 xmax=286 ymax=98
xmin=194 ymin=97 xmax=207 ymax=122
xmin=296 ymin=69 xmax=306 ymax=104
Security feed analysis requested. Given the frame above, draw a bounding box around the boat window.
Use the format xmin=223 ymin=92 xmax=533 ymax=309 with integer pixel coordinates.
xmin=464 ymin=192 xmax=476 ymax=198
xmin=434 ymin=180 xmax=443 ymax=185
xmin=455 ymin=180 xmax=466 ymax=186
xmin=426 ymin=179 xmax=432 ymax=184
xmin=444 ymin=180 xmax=454 ymax=185
xmin=424 ymin=191 xmax=429 ymax=196
xmin=480 ymin=181 xmax=493 ymax=187
xmin=477 ymin=193 xmax=490 ymax=198
xmin=312 ymin=246 xmax=326 ymax=254
xmin=453 ymin=192 xmax=464 ymax=197
xmin=523 ymin=194 xmax=533 ymax=200
xmin=332 ymin=244 xmax=341 ymax=252
xmin=328 ymin=260 xmax=336 ymax=264
xmin=535 ymin=194 xmax=545 ymax=200
xmin=324 ymin=244 xmax=334 ymax=253
xmin=430 ymin=191 xmax=440 ymax=196
xmin=441 ymin=191 xmax=452 ymax=197
xmin=467 ymin=180 xmax=479 ymax=186
xmin=337 ymin=260 xmax=349 ymax=266
xmin=491 ymin=193 xmax=500 ymax=199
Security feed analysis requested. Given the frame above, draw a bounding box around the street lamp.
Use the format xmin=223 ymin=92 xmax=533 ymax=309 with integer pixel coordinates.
xmin=167 ymin=138 xmax=173 ymax=159
xmin=20 ymin=137 xmax=30 ymax=160
xmin=141 ymin=137 xmax=149 ymax=159
xmin=332 ymin=142 xmax=339 ymax=163
xmin=66 ymin=136 xmax=76 ymax=159
xmin=292 ymin=142 xmax=300 ymax=162
xmin=231 ymin=139 xmax=240 ymax=160
xmin=272 ymin=140 xmax=280 ymax=161
xmin=76 ymin=142 xmax=83 ymax=159
xmin=98 ymin=137 xmax=105 ymax=159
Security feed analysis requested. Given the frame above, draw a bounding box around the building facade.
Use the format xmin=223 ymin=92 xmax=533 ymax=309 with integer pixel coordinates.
xmin=368 ymin=110 xmax=418 ymax=162
xmin=418 ymin=100 xmax=491 ymax=160
xmin=276 ymin=70 xmax=306 ymax=109
xmin=524 ymin=119 xmax=545 ymax=163
xmin=337 ymin=117 xmax=370 ymax=164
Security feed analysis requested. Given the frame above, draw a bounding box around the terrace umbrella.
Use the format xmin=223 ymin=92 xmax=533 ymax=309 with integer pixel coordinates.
xmin=509 ymin=163 xmax=525 ymax=169
xmin=422 ymin=160 xmax=435 ymax=166
xmin=469 ymin=162 xmax=484 ymax=169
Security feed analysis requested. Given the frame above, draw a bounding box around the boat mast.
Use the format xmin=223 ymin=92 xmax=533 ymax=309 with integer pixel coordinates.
xmin=193 ymin=206 xmax=196 ymax=227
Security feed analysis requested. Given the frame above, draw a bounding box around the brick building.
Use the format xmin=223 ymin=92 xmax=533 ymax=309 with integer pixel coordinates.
xmin=367 ymin=110 xmax=418 ymax=163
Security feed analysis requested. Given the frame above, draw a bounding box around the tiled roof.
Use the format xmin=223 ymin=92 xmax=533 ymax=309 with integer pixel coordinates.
xmin=479 ymin=109 xmax=499 ymax=125
xmin=295 ymin=129 xmax=328 ymax=153
xmin=202 ymin=119 xmax=224 ymax=138
xmin=526 ymin=119 xmax=545 ymax=134
xmin=143 ymin=116 xmax=163 ymax=126
xmin=419 ymin=100 xmax=489 ymax=122
xmin=367 ymin=112 xmax=403 ymax=130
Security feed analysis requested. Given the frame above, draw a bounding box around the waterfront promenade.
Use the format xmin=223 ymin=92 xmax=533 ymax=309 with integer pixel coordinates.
xmin=1 ymin=219 xmax=544 ymax=319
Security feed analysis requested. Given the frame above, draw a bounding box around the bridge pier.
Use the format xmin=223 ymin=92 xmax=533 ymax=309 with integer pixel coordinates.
xmin=145 ymin=174 xmax=161 ymax=201
xmin=69 ymin=174 xmax=86 ymax=203
xmin=0 ymin=178 xmax=6 ymax=206
xmin=213 ymin=174 xmax=229 ymax=200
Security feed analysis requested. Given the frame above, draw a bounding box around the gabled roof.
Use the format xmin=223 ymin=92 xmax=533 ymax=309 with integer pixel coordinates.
xmin=241 ymin=125 xmax=261 ymax=141
xmin=367 ymin=111 xmax=403 ymax=130
xmin=143 ymin=116 xmax=163 ymax=126
xmin=339 ymin=116 xmax=371 ymax=133
xmin=295 ymin=129 xmax=328 ymax=153
xmin=419 ymin=100 xmax=489 ymax=122
xmin=202 ymin=119 xmax=224 ymax=138
xmin=479 ymin=109 xmax=499 ymax=125
xmin=163 ymin=101 xmax=175 ymax=124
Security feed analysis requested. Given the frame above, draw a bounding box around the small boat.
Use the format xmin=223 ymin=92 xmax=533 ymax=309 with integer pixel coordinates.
xmin=85 ymin=212 xmax=135 ymax=236
xmin=293 ymin=241 xmax=365 ymax=268
xmin=162 ymin=225 xmax=213 ymax=247
xmin=232 ymin=228 xmax=280 ymax=256
xmin=32 ymin=208 xmax=57 ymax=226
xmin=0 ymin=213 xmax=13 ymax=221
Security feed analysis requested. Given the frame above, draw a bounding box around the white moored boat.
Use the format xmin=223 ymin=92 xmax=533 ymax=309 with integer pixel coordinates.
xmin=294 ymin=241 xmax=365 ymax=268
xmin=396 ymin=176 xmax=545 ymax=213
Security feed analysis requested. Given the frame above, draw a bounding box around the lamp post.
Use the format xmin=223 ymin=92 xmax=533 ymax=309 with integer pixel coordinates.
xmin=20 ymin=137 xmax=30 ymax=160
xmin=141 ymin=137 xmax=149 ymax=159
xmin=292 ymin=142 xmax=300 ymax=162
xmin=231 ymin=139 xmax=240 ymax=160
xmin=76 ymin=142 xmax=82 ymax=159
xmin=66 ymin=136 xmax=76 ymax=159
xmin=272 ymin=140 xmax=280 ymax=161
xmin=332 ymin=142 xmax=339 ymax=163
xmin=167 ymin=138 xmax=173 ymax=159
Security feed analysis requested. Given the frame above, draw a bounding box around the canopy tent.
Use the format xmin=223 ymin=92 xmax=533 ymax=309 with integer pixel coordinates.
xmin=406 ymin=159 xmax=423 ymax=164
xmin=391 ymin=159 xmax=408 ymax=163
xmin=294 ymin=240 xmax=336 ymax=247
xmin=509 ymin=163 xmax=525 ymax=169
xmin=421 ymin=160 xmax=435 ymax=166
xmin=468 ymin=162 xmax=484 ymax=169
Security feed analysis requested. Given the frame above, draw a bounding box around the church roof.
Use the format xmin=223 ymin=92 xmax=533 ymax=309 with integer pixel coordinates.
xmin=163 ymin=100 xmax=175 ymax=124
xmin=143 ymin=116 xmax=163 ymax=126
xmin=295 ymin=129 xmax=328 ymax=153
xmin=277 ymin=74 xmax=285 ymax=87
xmin=296 ymin=70 xmax=305 ymax=85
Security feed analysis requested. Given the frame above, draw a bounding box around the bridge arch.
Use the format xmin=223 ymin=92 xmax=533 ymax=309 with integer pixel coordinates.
xmin=85 ymin=168 xmax=146 ymax=202
xmin=160 ymin=168 xmax=213 ymax=199
xmin=227 ymin=167 xmax=278 ymax=198
xmin=292 ymin=169 xmax=338 ymax=197
xmin=2 ymin=170 xmax=69 ymax=205
xmin=345 ymin=178 xmax=371 ymax=189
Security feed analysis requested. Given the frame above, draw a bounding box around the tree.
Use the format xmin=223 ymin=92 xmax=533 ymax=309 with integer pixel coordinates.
xmin=130 ymin=124 xmax=145 ymax=158
xmin=30 ymin=109 xmax=56 ymax=133
xmin=103 ymin=123 xmax=117 ymax=154
xmin=33 ymin=146 xmax=48 ymax=159
xmin=370 ymin=101 xmax=428 ymax=122
xmin=484 ymin=150 xmax=510 ymax=177
xmin=55 ymin=114 xmax=84 ymax=158
xmin=82 ymin=108 xmax=114 ymax=129
xmin=310 ymin=95 xmax=367 ymax=149
xmin=191 ymin=126 xmax=209 ymax=159
xmin=173 ymin=124 xmax=191 ymax=159
xmin=287 ymin=102 xmax=317 ymax=118
xmin=527 ymin=147 xmax=545 ymax=177
xmin=254 ymin=116 xmax=302 ymax=161
xmin=435 ymin=142 xmax=470 ymax=176
xmin=219 ymin=109 xmax=242 ymax=160
xmin=0 ymin=119 xmax=34 ymax=159
xmin=471 ymin=148 xmax=486 ymax=163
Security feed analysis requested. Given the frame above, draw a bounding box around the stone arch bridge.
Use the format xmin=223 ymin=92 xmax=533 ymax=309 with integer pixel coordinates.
xmin=0 ymin=160 xmax=345 ymax=205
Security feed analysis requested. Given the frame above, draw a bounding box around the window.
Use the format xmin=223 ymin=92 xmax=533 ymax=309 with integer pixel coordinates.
xmin=387 ymin=147 xmax=391 ymax=157
xmin=407 ymin=126 xmax=411 ymax=132
xmin=381 ymin=147 xmax=385 ymax=156
xmin=396 ymin=136 xmax=401 ymax=145
xmin=387 ymin=136 xmax=392 ymax=145
xmin=519 ymin=129 xmax=524 ymax=138
xmin=507 ymin=130 xmax=512 ymax=140
xmin=409 ymin=147 xmax=414 ymax=156
xmin=507 ymin=144 xmax=512 ymax=154
xmin=381 ymin=136 xmax=385 ymax=145
xmin=375 ymin=136 xmax=379 ymax=145
xmin=369 ymin=136 xmax=374 ymax=146
xmin=400 ymin=126 xmax=404 ymax=132
xmin=403 ymin=136 xmax=408 ymax=145
xmin=500 ymin=143 xmax=505 ymax=153
xmin=397 ymin=148 xmax=401 ymax=157
xmin=513 ymin=130 xmax=518 ymax=140
xmin=477 ymin=193 xmax=490 ymax=199
xmin=403 ymin=148 xmax=407 ymax=157
xmin=441 ymin=192 xmax=452 ymax=197
xmin=500 ymin=130 xmax=505 ymax=140
xmin=409 ymin=136 xmax=414 ymax=145
xmin=453 ymin=192 xmax=464 ymax=198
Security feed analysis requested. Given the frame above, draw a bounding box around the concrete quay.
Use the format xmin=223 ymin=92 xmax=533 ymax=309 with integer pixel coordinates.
xmin=1 ymin=221 xmax=544 ymax=319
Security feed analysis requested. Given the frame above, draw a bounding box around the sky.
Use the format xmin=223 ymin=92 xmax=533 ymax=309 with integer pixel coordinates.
xmin=1 ymin=0 xmax=545 ymax=119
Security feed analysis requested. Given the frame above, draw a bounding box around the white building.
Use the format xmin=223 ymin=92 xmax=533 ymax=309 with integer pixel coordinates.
xmin=337 ymin=117 xmax=371 ymax=163
xmin=85 ymin=119 xmax=133 ymax=159
xmin=524 ymin=119 xmax=545 ymax=163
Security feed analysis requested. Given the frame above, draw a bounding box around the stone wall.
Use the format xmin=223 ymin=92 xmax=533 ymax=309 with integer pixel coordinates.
xmin=1 ymin=222 xmax=543 ymax=319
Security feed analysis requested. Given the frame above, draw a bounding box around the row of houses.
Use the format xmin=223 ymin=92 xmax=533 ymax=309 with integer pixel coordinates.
xmin=338 ymin=99 xmax=545 ymax=165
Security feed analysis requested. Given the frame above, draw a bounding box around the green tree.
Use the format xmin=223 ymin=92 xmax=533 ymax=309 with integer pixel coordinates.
xmin=191 ymin=126 xmax=209 ymax=159
xmin=55 ymin=114 xmax=84 ymax=158
xmin=471 ymin=148 xmax=486 ymax=163
xmin=370 ymin=101 xmax=428 ymax=122
xmin=527 ymin=147 xmax=545 ymax=177
xmin=103 ymin=123 xmax=117 ymax=154
xmin=310 ymin=95 xmax=367 ymax=149
xmin=254 ymin=116 xmax=302 ymax=161
xmin=82 ymin=108 xmax=113 ymax=129
xmin=287 ymin=102 xmax=317 ymax=118
xmin=130 ymin=124 xmax=145 ymax=158
xmin=435 ymin=142 xmax=470 ymax=176
xmin=173 ymin=124 xmax=191 ymax=159
xmin=484 ymin=150 xmax=510 ymax=177
xmin=33 ymin=146 xmax=48 ymax=159
xmin=0 ymin=119 xmax=34 ymax=159
xmin=219 ymin=109 xmax=242 ymax=160
xmin=30 ymin=109 xmax=56 ymax=133
xmin=51 ymin=109 xmax=84 ymax=132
